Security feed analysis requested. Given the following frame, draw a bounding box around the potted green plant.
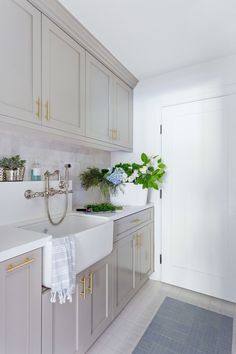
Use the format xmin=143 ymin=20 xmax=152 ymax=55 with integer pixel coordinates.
xmin=0 ymin=155 xmax=26 ymax=182
xmin=108 ymin=153 xmax=166 ymax=206
xmin=80 ymin=153 xmax=166 ymax=206
xmin=0 ymin=160 xmax=5 ymax=182
xmin=80 ymin=167 xmax=117 ymax=198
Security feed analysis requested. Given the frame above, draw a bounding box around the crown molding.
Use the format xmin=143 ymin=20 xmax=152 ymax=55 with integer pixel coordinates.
xmin=29 ymin=0 xmax=138 ymax=88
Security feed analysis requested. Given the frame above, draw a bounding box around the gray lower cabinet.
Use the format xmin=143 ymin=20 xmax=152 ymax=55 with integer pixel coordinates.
xmin=77 ymin=253 xmax=113 ymax=354
xmin=42 ymin=289 xmax=76 ymax=354
xmin=113 ymin=222 xmax=154 ymax=317
xmin=42 ymin=208 xmax=154 ymax=354
xmin=0 ymin=249 xmax=42 ymax=354
xmin=113 ymin=233 xmax=135 ymax=316
xmin=42 ymin=253 xmax=113 ymax=354
xmin=135 ymin=223 xmax=154 ymax=289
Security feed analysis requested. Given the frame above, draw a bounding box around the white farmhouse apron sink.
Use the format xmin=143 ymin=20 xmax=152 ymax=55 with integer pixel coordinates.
xmin=20 ymin=213 xmax=113 ymax=288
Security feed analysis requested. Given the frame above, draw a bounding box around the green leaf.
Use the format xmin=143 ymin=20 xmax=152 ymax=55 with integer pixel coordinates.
xmin=132 ymin=163 xmax=142 ymax=170
xmin=141 ymin=153 xmax=149 ymax=164
xmin=148 ymin=166 xmax=154 ymax=172
xmin=158 ymin=163 xmax=166 ymax=169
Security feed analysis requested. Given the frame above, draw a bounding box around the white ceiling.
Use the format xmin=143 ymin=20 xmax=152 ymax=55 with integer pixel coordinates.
xmin=59 ymin=0 xmax=236 ymax=79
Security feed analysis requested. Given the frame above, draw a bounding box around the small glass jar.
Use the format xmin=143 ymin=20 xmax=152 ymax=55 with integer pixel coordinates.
xmin=31 ymin=161 xmax=41 ymax=181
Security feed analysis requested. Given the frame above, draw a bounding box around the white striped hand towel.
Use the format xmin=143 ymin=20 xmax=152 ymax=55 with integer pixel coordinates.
xmin=50 ymin=235 xmax=76 ymax=304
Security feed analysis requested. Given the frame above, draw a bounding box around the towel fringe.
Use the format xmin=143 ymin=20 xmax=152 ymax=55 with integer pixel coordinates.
xmin=50 ymin=286 xmax=75 ymax=304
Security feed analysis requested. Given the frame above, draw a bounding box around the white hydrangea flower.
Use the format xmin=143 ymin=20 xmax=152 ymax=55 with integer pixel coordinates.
xmin=127 ymin=170 xmax=139 ymax=183
xmin=139 ymin=166 xmax=148 ymax=174
xmin=122 ymin=172 xmax=128 ymax=183
xmin=128 ymin=176 xmax=134 ymax=183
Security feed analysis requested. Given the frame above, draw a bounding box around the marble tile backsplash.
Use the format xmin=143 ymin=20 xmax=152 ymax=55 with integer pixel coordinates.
xmin=0 ymin=129 xmax=111 ymax=207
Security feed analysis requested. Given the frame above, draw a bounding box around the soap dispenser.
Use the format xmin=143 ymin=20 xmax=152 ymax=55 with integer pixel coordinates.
xmin=31 ymin=161 xmax=41 ymax=181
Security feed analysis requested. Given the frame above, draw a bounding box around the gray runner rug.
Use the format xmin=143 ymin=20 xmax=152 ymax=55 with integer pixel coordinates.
xmin=133 ymin=297 xmax=233 ymax=354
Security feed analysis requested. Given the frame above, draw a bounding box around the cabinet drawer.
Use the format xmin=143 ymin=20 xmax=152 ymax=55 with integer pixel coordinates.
xmin=114 ymin=208 xmax=153 ymax=240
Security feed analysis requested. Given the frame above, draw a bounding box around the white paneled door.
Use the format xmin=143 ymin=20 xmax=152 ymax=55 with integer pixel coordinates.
xmin=161 ymin=94 xmax=236 ymax=302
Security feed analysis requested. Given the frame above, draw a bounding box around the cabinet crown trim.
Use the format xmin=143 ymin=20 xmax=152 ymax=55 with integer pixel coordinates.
xmin=28 ymin=0 xmax=138 ymax=88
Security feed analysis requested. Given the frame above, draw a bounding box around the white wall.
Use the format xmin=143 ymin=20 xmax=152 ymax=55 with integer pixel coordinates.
xmin=111 ymin=53 xmax=236 ymax=280
xmin=0 ymin=125 xmax=110 ymax=208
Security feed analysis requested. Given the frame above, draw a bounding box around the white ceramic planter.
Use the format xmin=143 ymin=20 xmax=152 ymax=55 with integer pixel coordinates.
xmin=110 ymin=183 xmax=148 ymax=206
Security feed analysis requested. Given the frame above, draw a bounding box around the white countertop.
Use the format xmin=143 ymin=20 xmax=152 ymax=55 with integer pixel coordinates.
xmin=75 ymin=203 xmax=154 ymax=221
xmin=0 ymin=204 xmax=153 ymax=263
xmin=0 ymin=226 xmax=51 ymax=262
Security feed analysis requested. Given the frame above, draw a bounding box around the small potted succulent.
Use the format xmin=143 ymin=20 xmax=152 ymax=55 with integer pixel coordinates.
xmin=0 ymin=160 xmax=5 ymax=182
xmin=0 ymin=155 xmax=26 ymax=182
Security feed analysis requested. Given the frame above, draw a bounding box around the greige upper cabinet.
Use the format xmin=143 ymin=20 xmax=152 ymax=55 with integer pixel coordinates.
xmin=113 ymin=76 xmax=133 ymax=149
xmin=77 ymin=254 xmax=113 ymax=354
xmin=0 ymin=0 xmax=41 ymax=124
xmin=0 ymin=249 xmax=42 ymax=354
xmin=0 ymin=1 xmax=135 ymax=150
xmin=85 ymin=53 xmax=113 ymax=143
xmin=42 ymin=16 xmax=85 ymax=135
xmin=86 ymin=53 xmax=133 ymax=149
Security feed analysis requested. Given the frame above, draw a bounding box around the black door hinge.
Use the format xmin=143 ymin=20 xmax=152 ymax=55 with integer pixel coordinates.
xmin=160 ymin=254 xmax=162 ymax=264
xmin=160 ymin=124 xmax=162 ymax=135
xmin=160 ymin=189 xmax=162 ymax=199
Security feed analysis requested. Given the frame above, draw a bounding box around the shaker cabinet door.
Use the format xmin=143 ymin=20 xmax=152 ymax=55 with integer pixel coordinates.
xmin=0 ymin=249 xmax=42 ymax=354
xmin=77 ymin=255 xmax=113 ymax=354
xmin=42 ymin=288 xmax=76 ymax=354
xmin=0 ymin=0 xmax=41 ymax=124
xmin=113 ymin=233 xmax=135 ymax=316
xmin=135 ymin=224 xmax=154 ymax=288
xmin=42 ymin=16 xmax=85 ymax=135
xmin=86 ymin=53 xmax=113 ymax=143
xmin=89 ymin=254 xmax=113 ymax=340
xmin=113 ymin=77 xmax=133 ymax=149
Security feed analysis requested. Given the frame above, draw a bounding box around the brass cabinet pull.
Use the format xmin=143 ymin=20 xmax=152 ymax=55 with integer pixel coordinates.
xmin=110 ymin=129 xmax=117 ymax=140
xmin=35 ymin=97 xmax=40 ymax=119
xmin=80 ymin=276 xmax=86 ymax=300
xmin=135 ymin=234 xmax=142 ymax=248
xmin=136 ymin=234 xmax=139 ymax=247
xmin=45 ymin=101 xmax=50 ymax=120
xmin=87 ymin=272 xmax=93 ymax=295
xmin=7 ymin=257 xmax=34 ymax=272
xmin=131 ymin=218 xmax=141 ymax=224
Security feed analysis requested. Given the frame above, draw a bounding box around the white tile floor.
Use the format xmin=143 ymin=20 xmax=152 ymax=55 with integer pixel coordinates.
xmin=87 ymin=280 xmax=236 ymax=354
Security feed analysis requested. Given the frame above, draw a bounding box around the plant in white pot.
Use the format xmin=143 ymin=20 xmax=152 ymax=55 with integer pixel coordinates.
xmin=108 ymin=153 xmax=166 ymax=206
xmin=79 ymin=153 xmax=166 ymax=207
